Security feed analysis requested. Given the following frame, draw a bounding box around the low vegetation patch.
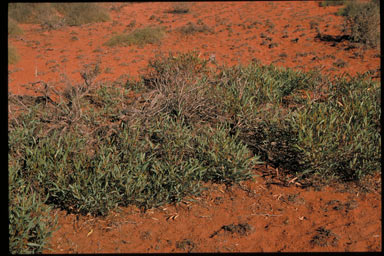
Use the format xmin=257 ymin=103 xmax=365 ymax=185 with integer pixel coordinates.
xmin=8 ymin=44 xmax=19 ymax=64
xmin=318 ymin=0 xmax=346 ymax=7
xmin=104 ymin=26 xmax=166 ymax=47
xmin=178 ymin=22 xmax=214 ymax=36
xmin=8 ymin=17 xmax=23 ymax=37
xmin=51 ymin=3 xmax=110 ymax=26
xmin=9 ymin=52 xmax=380 ymax=253
xmin=8 ymin=3 xmax=110 ymax=29
xmin=8 ymin=3 xmax=58 ymax=24
xmin=165 ymin=3 xmax=190 ymax=14
xmin=339 ymin=0 xmax=380 ymax=48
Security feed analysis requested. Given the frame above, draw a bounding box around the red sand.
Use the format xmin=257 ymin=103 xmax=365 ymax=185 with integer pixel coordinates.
xmin=8 ymin=2 xmax=381 ymax=253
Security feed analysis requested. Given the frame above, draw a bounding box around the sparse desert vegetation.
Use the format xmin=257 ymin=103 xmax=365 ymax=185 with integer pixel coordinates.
xmin=8 ymin=2 xmax=110 ymax=27
xmin=8 ymin=1 xmax=381 ymax=254
xmin=104 ymin=26 xmax=166 ymax=47
xmin=8 ymin=44 xmax=19 ymax=64
xmin=9 ymin=52 xmax=380 ymax=253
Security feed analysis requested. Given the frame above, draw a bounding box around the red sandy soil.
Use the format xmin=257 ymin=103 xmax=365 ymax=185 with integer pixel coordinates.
xmin=8 ymin=2 xmax=381 ymax=253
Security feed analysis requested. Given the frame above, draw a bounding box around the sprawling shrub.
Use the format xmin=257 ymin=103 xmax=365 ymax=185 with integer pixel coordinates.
xmin=138 ymin=52 xmax=224 ymax=125
xmin=340 ymin=0 xmax=380 ymax=48
xmin=8 ymin=52 xmax=380 ymax=253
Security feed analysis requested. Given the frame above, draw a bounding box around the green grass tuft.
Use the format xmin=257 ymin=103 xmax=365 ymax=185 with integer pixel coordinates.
xmin=178 ymin=22 xmax=214 ymax=36
xmin=8 ymin=17 xmax=23 ymax=37
xmin=8 ymin=44 xmax=19 ymax=64
xmin=104 ymin=26 xmax=166 ymax=47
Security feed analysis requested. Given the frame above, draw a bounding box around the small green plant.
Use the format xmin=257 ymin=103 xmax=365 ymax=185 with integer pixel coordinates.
xmin=178 ymin=22 xmax=213 ymax=36
xmin=166 ymin=3 xmax=190 ymax=14
xmin=176 ymin=239 xmax=195 ymax=252
xmin=104 ymin=26 xmax=166 ymax=47
xmin=8 ymin=44 xmax=19 ymax=64
xmin=127 ymin=19 xmax=136 ymax=29
xmin=52 ymin=3 xmax=110 ymax=26
xmin=8 ymin=17 xmax=23 ymax=37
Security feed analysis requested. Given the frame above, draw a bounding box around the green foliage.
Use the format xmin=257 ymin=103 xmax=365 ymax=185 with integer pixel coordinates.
xmin=9 ymin=55 xmax=260 ymax=219
xmin=212 ymin=63 xmax=321 ymax=174
xmin=9 ymin=108 xmax=57 ymax=254
xmin=339 ymin=0 xmax=380 ymax=48
xmin=8 ymin=51 xmax=381 ymax=252
xmin=9 ymin=102 xmax=258 ymax=216
xmin=290 ymin=74 xmax=381 ymax=181
xmin=104 ymin=26 xmax=166 ymax=47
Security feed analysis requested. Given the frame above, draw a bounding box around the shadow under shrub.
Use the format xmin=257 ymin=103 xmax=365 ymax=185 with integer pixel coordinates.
xmin=212 ymin=63 xmax=322 ymax=175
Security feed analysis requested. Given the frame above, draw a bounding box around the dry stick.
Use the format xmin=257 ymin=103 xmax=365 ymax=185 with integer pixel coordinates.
xmin=10 ymin=95 xmax=31 ymax=111
xmin=251 ymin=212 xmax=282 ymax=217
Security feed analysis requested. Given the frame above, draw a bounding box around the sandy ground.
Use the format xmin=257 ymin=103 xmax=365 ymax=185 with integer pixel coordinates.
xmin=8 ymin=2 xmax=381 ymax=253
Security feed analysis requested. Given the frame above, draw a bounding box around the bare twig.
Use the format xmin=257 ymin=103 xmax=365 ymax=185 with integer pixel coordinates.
xmin=251 ymin=212 xmax=282 ymax=217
